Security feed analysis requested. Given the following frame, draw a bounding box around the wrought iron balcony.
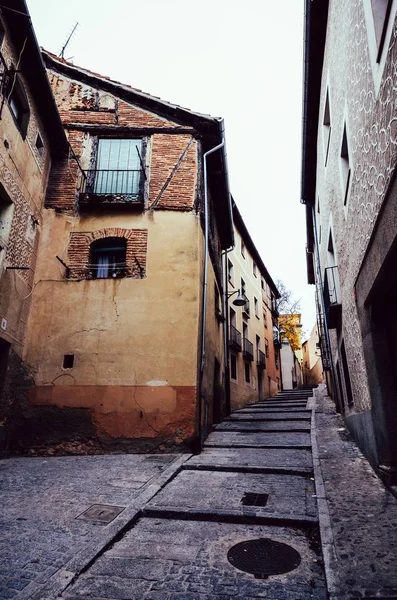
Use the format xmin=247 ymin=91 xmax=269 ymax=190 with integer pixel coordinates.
xmin=257 ymin=349 xmax=266 ymax=369
xmin=243 ymin=337 xmax=254 ymax=361
xmin=79 ymin=169 xmax=144 ymax=208
xmin=229 ymin=325 xmax=242 ymax=352
xmin=242 ymin=295 xmax=250 ymax=317
xmin=323 ymin=266 xmax=342 ymax=329
xmin=273 ymin=327 xmax=282 ymax=349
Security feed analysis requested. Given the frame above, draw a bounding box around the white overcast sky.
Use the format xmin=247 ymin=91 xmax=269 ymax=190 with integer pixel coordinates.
xmin=26 ymin=0 xmax=316 ymax=335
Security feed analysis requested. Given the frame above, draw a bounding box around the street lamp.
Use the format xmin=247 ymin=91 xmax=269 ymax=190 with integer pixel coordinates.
xmin=227 ymin=289 xmax=246 ymax=307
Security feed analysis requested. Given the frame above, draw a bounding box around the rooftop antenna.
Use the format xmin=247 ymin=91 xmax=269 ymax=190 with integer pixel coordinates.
xmin=59 ymin=22 xmax=79 ymax=59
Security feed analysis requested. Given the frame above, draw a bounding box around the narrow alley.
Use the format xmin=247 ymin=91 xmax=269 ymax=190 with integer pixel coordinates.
xmin=2 ymin=386 xmax=397 ymax=599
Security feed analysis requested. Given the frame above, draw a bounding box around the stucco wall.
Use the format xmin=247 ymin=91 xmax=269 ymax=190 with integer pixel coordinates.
xmin=228 ymin=227 xmax=280 ymax=410
xmin=22 ymin=210 xmax=201 ymax=447
xmin=315 ymin=0 xmax=397 ymax=413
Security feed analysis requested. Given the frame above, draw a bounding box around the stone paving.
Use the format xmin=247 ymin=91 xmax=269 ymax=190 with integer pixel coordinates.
xmin=57 ymin=388 xmax=326 ymax=600
xmin=63 ymin=519 xmax=325 ymax=600
xmin=6 ymin=386 xmax=397 ymax=599
xmin=313 ymin=386 xmax=397 ymax=599
xmin=0 ymin=454 xmax=184 ymax=600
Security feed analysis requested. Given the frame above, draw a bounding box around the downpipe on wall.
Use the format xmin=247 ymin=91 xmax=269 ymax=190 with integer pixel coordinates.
xmin=198 ymin=126 xmax=233 ymax=444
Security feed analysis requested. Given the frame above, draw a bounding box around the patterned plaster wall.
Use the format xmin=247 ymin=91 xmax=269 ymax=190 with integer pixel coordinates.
xmin=315 ymin=0 xmax=397 ymax=412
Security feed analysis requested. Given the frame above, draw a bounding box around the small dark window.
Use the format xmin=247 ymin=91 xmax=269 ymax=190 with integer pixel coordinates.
xmin=244 ymin=361 xmax=250 ymax=383
xmin=35 ymin=133 xmax=44 ymax=157
xmin=63 ymin=354 xmax=74 ymax=369
xmin=241 ymin=239 xmax=245 ymax=258
xmin=253 ymin=262 xmax=257 ymax=277
xmin=323 ymin=90 xmax=331 ymax=166
xmin=90 ymin=237 xmax=127 ymax=279
xmin=371 ymin=0 xmax=393 ymax=60
xmin=340 ymin=125 xmax=351 ymax=206
xmin=8 ymin=74 xmax=30 ymax=139
xmin=341 ymin=340 xmax=354 ymax=407
xmin=230 ymin=353 xmax=237 ymax=380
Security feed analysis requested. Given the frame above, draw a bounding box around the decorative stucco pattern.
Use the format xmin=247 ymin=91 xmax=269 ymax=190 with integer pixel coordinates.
xmin=316 ymin=1 xmax=397 ymax=412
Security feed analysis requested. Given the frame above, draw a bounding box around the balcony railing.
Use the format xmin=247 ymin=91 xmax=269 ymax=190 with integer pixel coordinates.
xmin=242 ymin=295 xmax=250 ymax=317
xmin=257 ymin=349 xmax=266 ymax=369
xmin=79 ymin=169 xmax=144 ymax=207
xmin=324 ymin=266 xmax=342 ymax=329
xmin=229 ymin=325 xmax=242 ymax=351
xmin=243 ymin=337 xmax=254 ymax=361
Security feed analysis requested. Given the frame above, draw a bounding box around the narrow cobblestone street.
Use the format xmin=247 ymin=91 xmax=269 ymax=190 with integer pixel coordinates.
xmin=3 ymin=386 xmax=397 ymax=599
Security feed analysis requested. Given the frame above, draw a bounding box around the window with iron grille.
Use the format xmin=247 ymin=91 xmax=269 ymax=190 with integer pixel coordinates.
xmin=89 ymin=139 xmax=144 ymax=198
xmin=89 ymin=237 xmax=127 ymax=279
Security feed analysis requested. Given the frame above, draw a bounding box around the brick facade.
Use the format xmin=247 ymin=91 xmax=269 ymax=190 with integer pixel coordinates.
xmin=67 ymin=228 xmax=148 ymax=279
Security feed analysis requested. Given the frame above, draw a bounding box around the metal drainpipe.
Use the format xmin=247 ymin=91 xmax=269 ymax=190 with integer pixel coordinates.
xmin=198 ymin=138 xmax=228 ymax=446
xmin=200 ymin=139 xmax=225 ymax=376
xmin=312 ymin=205 xmax=338 ymax=400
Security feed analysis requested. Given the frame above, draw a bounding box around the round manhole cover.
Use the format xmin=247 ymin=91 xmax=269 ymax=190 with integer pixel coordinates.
xmin=227 ymin=538 xmax=301 ymax=579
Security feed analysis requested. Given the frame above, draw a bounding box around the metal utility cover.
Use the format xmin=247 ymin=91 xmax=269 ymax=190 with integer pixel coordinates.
xmin=227 ymin=538 xmax=301 ymax=579
xmin=76 ymin=504 xmax=125 ymax=523
xmin=241 ymin=492 xmax=269 ymax=507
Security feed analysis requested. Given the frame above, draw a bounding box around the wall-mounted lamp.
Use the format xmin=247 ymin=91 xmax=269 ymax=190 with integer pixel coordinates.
xmin=227 ymin=289 xmax=246 ymax=307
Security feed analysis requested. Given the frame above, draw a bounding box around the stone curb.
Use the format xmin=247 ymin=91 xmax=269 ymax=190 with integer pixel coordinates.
xmin=181 ymin=463 xmax=314 ymax=476
xmin=16 ymin=453 xmax=192 ymax=600
xmin=142 ymin=505 xmax=319 ymax=528
xmin=311 ymin=396 xmax=341 ymax=597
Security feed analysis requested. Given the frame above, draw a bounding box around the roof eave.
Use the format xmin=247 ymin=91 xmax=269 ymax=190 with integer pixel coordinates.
xmin=300 ymin=0 xmax=329 ymax=206
xmin=0 ymin=0 xmax=68 ymax=158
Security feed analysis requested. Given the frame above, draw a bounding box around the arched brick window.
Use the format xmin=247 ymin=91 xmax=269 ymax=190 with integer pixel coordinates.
xmin=89 ymin=237 xmax=127 ymax=279
xmin=67 ymin=228 xmax=147 ymax=279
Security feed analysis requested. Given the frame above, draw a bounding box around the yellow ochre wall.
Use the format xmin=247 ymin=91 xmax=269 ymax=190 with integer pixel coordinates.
xmin=23 ymin=210 xmax=202 ymax=446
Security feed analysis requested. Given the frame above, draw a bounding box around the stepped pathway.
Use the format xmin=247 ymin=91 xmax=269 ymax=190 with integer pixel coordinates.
xmin=59 ymin=388 xmax=326 ymax=600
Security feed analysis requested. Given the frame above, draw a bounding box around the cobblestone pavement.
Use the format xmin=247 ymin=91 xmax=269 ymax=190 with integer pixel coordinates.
xmin=57 ymin=389 xmax=327 ymax=600
xmin=6 ymin=387 xmax=397 ymax=599
xmin=314 ymin=386 xmax=397 ymax=599
xmin=0 ymin=454 xmax=186 ymax=600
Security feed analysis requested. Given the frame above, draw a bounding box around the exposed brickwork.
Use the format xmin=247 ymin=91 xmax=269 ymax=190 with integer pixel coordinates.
xmin=45 ymin=69 xmax=198 ymax=213
xmin=117 ymin=99 xmax=174 ymax=128
xmin=67 ymin=228 xmax=148 ymax=279
xmin=149 ymin=134 xmax=197 ymax=210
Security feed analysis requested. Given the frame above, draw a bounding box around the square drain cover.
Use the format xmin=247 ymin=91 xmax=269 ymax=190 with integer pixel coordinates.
xmin=76 ymin=504 xmax=125 ymax=523
xmin=241 ymin=492 xmax=269 ymax=507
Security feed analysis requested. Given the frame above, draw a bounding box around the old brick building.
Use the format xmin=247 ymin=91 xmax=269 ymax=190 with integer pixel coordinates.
xmin=0 ymin=0 xmax=68 ymax=449
xmin=302 ymin=0 xmax=397 ymax=483
xmin=17 ymin=51 xmax=233 ymax=452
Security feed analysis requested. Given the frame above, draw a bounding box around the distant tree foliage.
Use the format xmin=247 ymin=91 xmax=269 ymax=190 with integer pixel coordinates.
xmin=276 ymin=280 xmax=302 ymax=351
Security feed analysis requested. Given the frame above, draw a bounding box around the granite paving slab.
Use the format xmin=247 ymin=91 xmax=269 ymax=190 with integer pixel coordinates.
xmin=235 ymin=407 xmax=311 ymax=413
xmin=186 ymin=447 xmax=313 ymax=470
xmin=61 ymin=518 xmax=326 ymax=600
xmin=215 ymin=420 xmax=311 ymax=432
xmin=146 ymin=469 xmax=317 ymax=518
xmin=226 ymin=411 xmax=311 ymax=421
xmin=205 ymin=430 xmax=312 ymax=448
